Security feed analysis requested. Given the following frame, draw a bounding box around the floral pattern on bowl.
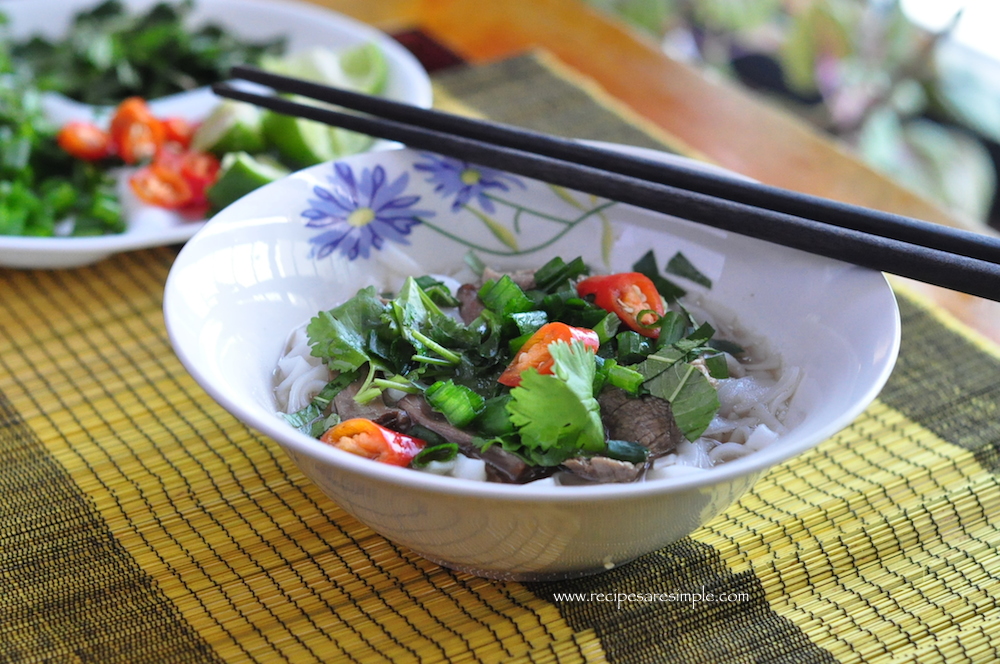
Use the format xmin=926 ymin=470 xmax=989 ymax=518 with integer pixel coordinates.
xmin=301 ymin=154 xmax=619 ymax=266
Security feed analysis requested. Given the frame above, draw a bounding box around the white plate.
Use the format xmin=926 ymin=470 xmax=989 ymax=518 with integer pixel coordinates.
xmin=0 ymin=0 xmax=432 ymax=269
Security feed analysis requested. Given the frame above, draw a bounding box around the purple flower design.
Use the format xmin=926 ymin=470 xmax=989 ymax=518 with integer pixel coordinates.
xmin=303 ymin=162 xmax=433 ymax=260
xmin=414 ymin=153 xmax=524 ymax=213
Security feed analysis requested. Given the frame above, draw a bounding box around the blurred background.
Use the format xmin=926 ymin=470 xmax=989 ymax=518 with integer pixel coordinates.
xmin=583 ymin=0 xmax=1000 ymax=232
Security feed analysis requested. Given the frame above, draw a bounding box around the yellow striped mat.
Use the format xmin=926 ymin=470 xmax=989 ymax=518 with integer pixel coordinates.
xmin=1 ymin=53 xmax=999 ymax=663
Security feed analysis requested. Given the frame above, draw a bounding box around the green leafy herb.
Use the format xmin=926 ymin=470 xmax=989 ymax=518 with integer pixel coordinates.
xmin=703 ymin=353 xmax=729 ymax=379
xmin=414 ymin=275 xmax=461 ymax=307
xmin=632 ymin=249 xmax=685 ymax=303
xmin=411 ymin=442 xmax=460 ymax=467
xmin=506 ymin=341 xmax=605 ymax=465
xmin=479 ymin=275 xmax=534 ymax=317
xmin=641 ymin=361 xmax=720 ymax=441
xmin=472 ymin=394 xmax=515 ymax=437
xmin=533 ymin=255 xmax=588 ymax=293
xmin=281 ymin=405 xmax=340 ymax=438
xmin=666 ymin=251 xmax=712 ymax=288
xmin=11 ymin=0 xmax=285 ymax=105
xmin=307 ymin=286 xmax=387 ymax=371
xmin=0 ymin=71 xmax=124 ymax=237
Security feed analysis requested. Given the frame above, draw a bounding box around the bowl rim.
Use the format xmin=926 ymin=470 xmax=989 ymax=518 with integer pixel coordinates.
xmin=164 ymin=146 xmax=902 ymax=503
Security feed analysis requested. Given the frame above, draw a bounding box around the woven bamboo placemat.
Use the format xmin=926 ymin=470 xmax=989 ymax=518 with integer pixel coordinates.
xmin=2 ymin=52 xmax=999 ymax=664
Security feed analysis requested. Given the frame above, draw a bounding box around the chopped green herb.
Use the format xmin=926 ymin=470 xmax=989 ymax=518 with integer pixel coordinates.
xmin=307 ymin=286 xmax=386 ymax=371
xmin=703 ymin=353 xmax=729 ymax=380
xmin=632 ymin=249 xmax=685 ymax=303
xmin=533 ymin=255 xmax=588 ymax=293
xmin=11 ymin=0 xmax=285 ymax=105
xmin=603 ymin=439 xmax=649 ymax=464
xmin=479 ymin=275 xmax=534 ymax=317
xmin=666 ymin=251 xmax=713 ymax=288
xmin=411 ymin=442 xmax=460 ymax=467
xmin=426 ymin=379 xmax=486 ymax=428
xmin=640 ymin=361 xmax=720 ymax=441
xmin=506 ymin=341 xmax=605 ymax=466
xmin=414 ymin=275 xmax=461 ymax=307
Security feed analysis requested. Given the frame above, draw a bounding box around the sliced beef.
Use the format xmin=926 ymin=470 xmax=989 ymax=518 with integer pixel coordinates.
xmin=597 ymin=387 xmax=684 ymax=457
xmin=397 ymin=394 xmax=550 ymax=484
xmin=333 ymin=379 xmax=411 ymax=431
xmin=482 ymin=267 xmax=536 ymax=291
xmin=456 ymin=283 xmax=485 ymax=324
xmin=561 ymin=456 xmax=644 ymax=483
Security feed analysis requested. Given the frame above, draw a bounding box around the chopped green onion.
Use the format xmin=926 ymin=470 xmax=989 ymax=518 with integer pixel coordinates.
xmin=603 ymin=439 xmax=649 ymax=464
xmin=508 ymin=329 xmax=534 ymax=356
xmin=411 ymin=442 xmax=461 ymax=468
xmin=617 ymin=331 xmax=652 ymax=365
xmin=593 ymin=312 xmax=621 ymax=345
xmin=425 ymin=379 xmax=486 ymax=427
xmin=479 ymin=275 xmax=534 ymax=316
xmin=509 ymin=310 xmax=548 ymax=336
xmin=534 ymin=255 xmax=588 ymax=292
xmin=606 ymin=363 xmax=645 ymax=394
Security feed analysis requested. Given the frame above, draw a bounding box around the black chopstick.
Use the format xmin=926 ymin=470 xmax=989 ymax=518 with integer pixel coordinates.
xmin=211 ymin=79 xmax=1000 ymax=302
xmin=229 ymin=64 xmax=1000 ymax=267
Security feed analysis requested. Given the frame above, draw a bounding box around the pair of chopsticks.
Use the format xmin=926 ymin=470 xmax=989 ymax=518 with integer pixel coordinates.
xmin=213 ymin=66 xmax=1000 ymax=302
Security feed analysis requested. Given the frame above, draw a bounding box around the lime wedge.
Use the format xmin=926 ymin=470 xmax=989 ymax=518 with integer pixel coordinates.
xmin=339 ymin=42 xmax=389 ymax=95
xmin=257 ymin=42 xmax=389 ymax=164
xmin=261 ymin=96 xmax=339 ymax=167
xmin=261 ymin=47 xmax=348 ymax=86
xmin=331 ymin=128 xmax=375 ymax=156
xmin=207 ymin=151 xmax=290 ymax=209
xmin=191 ymin=100 xmax=266 ymax=155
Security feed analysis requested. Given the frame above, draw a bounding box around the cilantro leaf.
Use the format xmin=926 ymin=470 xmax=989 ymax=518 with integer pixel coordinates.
xmin=307 ymin=286 xmax=386 ymax=371
xmin=505 ymin=341 xmax=605 ymax=466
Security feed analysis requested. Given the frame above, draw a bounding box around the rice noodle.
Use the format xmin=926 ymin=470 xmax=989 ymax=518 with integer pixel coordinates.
xmin=274 ymin=325 xmax=328 ymax=413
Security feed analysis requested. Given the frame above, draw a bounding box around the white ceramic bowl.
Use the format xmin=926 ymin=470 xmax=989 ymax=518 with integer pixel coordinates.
xmin=164 ymin=146 xmax=900 ymax=580
xmin=0 ymin=0 xmax=432 ymax=269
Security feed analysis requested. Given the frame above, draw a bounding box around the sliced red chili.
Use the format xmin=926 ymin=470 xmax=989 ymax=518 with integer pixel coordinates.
xmin=320 ymin=418 xmax=426 ymax=467
xmin=109 ymin=97 xmax=165 ymax=164
xmin=576 ymin=272 xmax=666 ymax=338
xmin=129 ymin=164 xmax=193 ymax=209
xmin=162 ymin=116 xmax=195 ymax=148
xmin=498 ymin=322 xmax=600 ymax=387
xmin=56 ymin=121 xmax=112 ymax=161
xmin=179 ymin=150 xmax=221 ymax=201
